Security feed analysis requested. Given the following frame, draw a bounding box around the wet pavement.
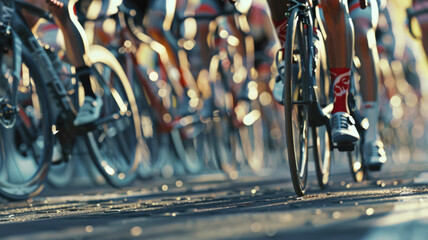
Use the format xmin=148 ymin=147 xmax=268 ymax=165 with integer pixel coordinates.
xmin=1 ymin=159 xmax=428 ymax=239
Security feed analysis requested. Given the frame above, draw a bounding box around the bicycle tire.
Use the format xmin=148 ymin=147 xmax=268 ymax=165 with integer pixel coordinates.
xmin=171 ymin=127 xmax=204 ymax=174
xmin=312 ymin=28 xmax=331 ymax=189
xmin=283 ymin=8 xmax=310 ymax=196
xmin=347 ymin=73 xmax=365 ymax=182
xmin=238 ymin=101 xmax=266 ymax=173
xmin=0 ymin=45 xmax=54 ymax=199
xmin=211 ymin=115 xmax=237 ymax=174
xmin=85 ymin=45 xmax=142 ymax=187
xmin=127 ymin=69 xmax=157 ymax=178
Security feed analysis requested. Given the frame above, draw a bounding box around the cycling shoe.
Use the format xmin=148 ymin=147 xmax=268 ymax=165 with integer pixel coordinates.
xmin=363 ymin=140 xmax=387 ymax=171
xmin=330 ymin=112 xmax=359 ymax=144
xmin=73 ymin=96 xmax=103 ymax=126
xmin=273 ymin=62 xmax=285 ymax=104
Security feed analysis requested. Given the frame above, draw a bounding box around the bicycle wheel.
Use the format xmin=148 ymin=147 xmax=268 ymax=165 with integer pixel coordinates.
xmin=127 ymin=68 xmax=157 ymax=178
xmin=85 ymin=45 xmax=142 ymax=187
xmin=312 ymin=28 xmax=331 ymax=189
xmin=347 ymin=73 xmax=365 ymax=182
xmin=212 ymin=115 xmax=239 ymax=175
xmin=0 ymin=45 xmax=54 ymax=199
xmin=283 ymin=8 xmax=310 ymax=196
xmin=238 ymin=100 xmax=266 ymax=173
xmin=171 ymin=127 xmax=204 ymax=174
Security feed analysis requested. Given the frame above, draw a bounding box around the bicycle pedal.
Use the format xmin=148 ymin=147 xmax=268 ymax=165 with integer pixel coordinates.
xmin=336 ymin=142 xmax=355 ymax=152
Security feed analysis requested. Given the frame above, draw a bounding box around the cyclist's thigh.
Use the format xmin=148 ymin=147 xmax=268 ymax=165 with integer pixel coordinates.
xmin=348 ymin=0 xmax=379 ymax=28
xmin=21 ymin=0 xmax=48 ymax=28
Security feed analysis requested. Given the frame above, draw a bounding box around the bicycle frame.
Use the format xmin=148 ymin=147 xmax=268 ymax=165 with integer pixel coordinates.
xmin=5 ymin=1 xmax=133 ymax=153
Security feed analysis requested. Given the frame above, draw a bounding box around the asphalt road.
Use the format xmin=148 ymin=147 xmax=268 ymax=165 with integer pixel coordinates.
xmin=1 ymin=156 xmax=428 ymax=240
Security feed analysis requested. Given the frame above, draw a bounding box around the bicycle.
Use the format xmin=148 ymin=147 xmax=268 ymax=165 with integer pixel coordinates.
xmin=0 ymin=0 xmax=142 ymax=199
xmin=280 ymin=0 xmax=369 ymax=195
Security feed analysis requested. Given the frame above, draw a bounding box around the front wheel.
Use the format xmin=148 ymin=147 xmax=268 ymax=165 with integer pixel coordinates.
xmin=283 ymin=9 xmax=312 ymax=196
xmin=85 ymin=45 xmax=142 ymax=187
xmin=0 ymin=45 xmax=54 ymax=199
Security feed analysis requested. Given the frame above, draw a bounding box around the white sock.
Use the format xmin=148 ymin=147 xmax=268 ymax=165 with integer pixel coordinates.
xmin=364 ymin=101 xmax=380 ymax=142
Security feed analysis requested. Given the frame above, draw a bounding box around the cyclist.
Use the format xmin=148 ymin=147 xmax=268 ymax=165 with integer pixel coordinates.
xmin=412 ymin=0 xmax=428 ymax=57
xmin=144 ymin=0 xmax=201 ymax=115
xmin=20 ymin=0 xmax=102 ymax=126
xmin=268 ymin=0 xmax=360 ymax=145
xmin=189 ymin=0 xmax=258 ymax=125
xmin=349 ymin=0 xmax=387 ymax=169
xmin=247 ymin=2 xmax=279 ymax=85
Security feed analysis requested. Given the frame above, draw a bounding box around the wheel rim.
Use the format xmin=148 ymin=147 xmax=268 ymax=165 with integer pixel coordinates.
xmin=284 ymin=11 xmax=310 ymax=195
xmin=88 ymin=60 xmax=141 ymax=184
xmin=349 ymin=139 xmax=364 ymax=182
xmin=0 ymin=52 xmax=52 ymax=198
xmin=314 ymin=126 xmax=331 ymax=187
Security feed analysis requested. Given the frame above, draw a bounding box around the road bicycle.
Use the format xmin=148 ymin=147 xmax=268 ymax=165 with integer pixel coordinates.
xmin=0 ymin=0 xmax=142 ymax=199
xmin=118 ymin=2 xmax=273 ymax=176
xmin=281 ymin=0 xmax=369 ymax=195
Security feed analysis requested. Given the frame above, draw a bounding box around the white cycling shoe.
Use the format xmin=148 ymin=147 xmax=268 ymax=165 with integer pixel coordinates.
xmin=73 ymin=96 xmax=103 ymax=126
xmin=363 ymin=140 xmax=387 ymax=171
xmin=273 ymin=62 xmax=285 ymax=104
xmin=330 ymin=112 xmax=359 ymax=143
xmin=273 ymin=78 xmax=284 ymax=104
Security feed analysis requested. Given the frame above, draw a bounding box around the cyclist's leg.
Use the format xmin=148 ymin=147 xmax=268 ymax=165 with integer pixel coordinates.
xmin=22 ymin=0 xmax=102 ymax=124
xmin=266 ymin=0 xmax=289 ymax=47
xmin=49 ymin=0 xmax=103 ymax=125
xmin=266 ymin=0 xmax=289 ymax=103
xmin=349 ymin=0 xmax=386 ymax=167
xmin=193 ymin=0 xmax=223 ymax=82
xmin=225 ymin=2 xmax=257 ymax=101
xmin=145 ymin=0 xmax=190 ymax=93
xmin=192 ymin=0 xmax=253 ymax=104
xmin=413 ymin=0 xmax=428 ymax=56
xmin=320 ymin=0 xmax=359 ymax=143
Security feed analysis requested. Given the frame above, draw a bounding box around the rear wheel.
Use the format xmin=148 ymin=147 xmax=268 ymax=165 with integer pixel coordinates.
xmin=347 ymin=71 xmax=366 ymax=183
xmin=85 ymin=45 xmax=142 ymax=187
xmin=284 ymin=9 xmax=310 ymax=196
xmin=348 ymin=138 xmax=364 ymax=182
xmin=312 ymin=28 xmax=331 ymax=189
xmin=312 ymin=126 xmax=331 ymax=188
xmin=238 ymin=100 xmax=265 ymax=173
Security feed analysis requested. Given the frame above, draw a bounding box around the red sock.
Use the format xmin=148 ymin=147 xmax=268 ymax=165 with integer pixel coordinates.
xmin=330 ymin=68 xmax=351 ymax=114
xmin=273 ymin=18 xmax=288 ymax=46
